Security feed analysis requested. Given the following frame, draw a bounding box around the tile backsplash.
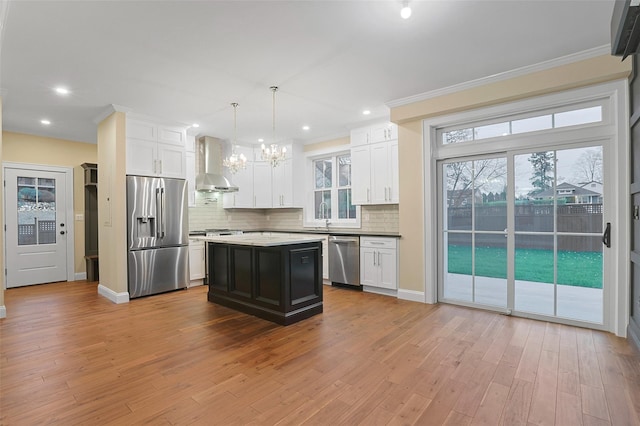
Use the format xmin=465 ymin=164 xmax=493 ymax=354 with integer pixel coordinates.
xmin=189 ymin=196 xmax=399 ymax=234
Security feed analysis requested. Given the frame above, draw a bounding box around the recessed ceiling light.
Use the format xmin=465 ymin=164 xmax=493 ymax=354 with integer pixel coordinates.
xmin=363 ymin=110 xmax=371 ymax=115
xmin=258 ymin=138 xmax=264 ymax=143
xmin=54 ymin=87 xmax=70 ymax=95
xmin=192 ymin=123 xmax=200 ymax=128
xmin=302 ymin=125 xmax=310 ymax=131
xmin=41 ymin=119 xmax=51 ymax=125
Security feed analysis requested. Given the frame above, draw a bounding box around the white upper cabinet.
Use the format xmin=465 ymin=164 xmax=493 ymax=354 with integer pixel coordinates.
xmin=223 ymin=146 xmax=255 ymax=208
xmin=223 ymin=143 xmax=303 ymax=209
xmin=126 ymin=118 xmax=187 ymax=179
xmin=350 ymin=122 xmax=399 ymax=205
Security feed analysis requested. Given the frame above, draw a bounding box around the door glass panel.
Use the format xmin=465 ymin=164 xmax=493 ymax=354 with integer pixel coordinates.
xmin=445 ymin=160 xmax=473 ymax=231
xmin=555 ymin=147 xmax=603 ymax=233
xmin=474 ymin=158 xmax=507 ymax=231
xmin=554 ymin=106 xmax=602 ymax=128
xmin=557 ymin=235 xmax=603 ymax=323
xmin=514 ymin=234 xmax=554 ymax=316
xmin=515 ymin=152 xmax=555 ymax=232
xmin=444 ymin=232 xmax=472 ymax=302
xmin=475 ymin=233 xmax=507 ymax=308
xmin=17 ymin=176 xmax=57 ymax=245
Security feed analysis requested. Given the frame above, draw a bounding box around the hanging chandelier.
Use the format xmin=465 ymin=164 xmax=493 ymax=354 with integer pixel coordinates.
xmin=223 ymin=102 xmax=247 ymax=174
xmin=261 ymin=86 xmax=287 ymax=167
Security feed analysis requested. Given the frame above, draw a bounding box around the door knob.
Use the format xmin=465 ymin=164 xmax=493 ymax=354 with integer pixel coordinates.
xmin=60 ymin=231 xmax=66 ymax=235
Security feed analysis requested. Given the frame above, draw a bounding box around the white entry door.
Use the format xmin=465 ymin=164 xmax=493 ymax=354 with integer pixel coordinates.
xmin=4 ymin=167 xmax=70 ymax=287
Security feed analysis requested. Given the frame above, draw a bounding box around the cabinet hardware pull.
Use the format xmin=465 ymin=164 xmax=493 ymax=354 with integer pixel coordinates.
xmin=373 ymin=251 xmax=376 ymax=265
xmin=367 ymin=188 xmax=370 ymax=202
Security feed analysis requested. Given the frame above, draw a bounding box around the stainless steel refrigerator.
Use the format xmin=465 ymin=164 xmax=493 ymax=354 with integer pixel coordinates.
xmin=127 ymin=175 xmax=189 ymax=298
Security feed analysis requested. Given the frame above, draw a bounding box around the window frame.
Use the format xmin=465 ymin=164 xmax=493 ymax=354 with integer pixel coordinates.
xmin=304 ymin=148 xmax=361 ymax=229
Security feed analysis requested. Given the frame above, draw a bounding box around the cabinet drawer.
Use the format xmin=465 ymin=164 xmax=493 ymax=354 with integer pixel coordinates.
xmin=360 ymin=237 xmax=397 ymax=249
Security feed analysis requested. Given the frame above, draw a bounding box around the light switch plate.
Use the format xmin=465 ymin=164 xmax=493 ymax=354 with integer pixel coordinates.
xmin=75 ymin=213 xmax=84 ymax=221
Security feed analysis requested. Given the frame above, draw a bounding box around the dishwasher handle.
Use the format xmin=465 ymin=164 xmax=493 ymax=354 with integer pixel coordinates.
xmin=329 ymin=236 xmax=360 ymax=244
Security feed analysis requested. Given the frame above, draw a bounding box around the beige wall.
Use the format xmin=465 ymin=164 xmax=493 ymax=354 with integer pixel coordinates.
xmin=2 ymin=132 xmax=97 ymax=276
xmin=393 ymin=54 xmax=632 ymax=298
xmin=97 ymin=112 xmax=128 ymax=294
xmin=303 ymin=136 xmax=349 ymax=152
xmin=0 ymin=99 xmax=4 ymax=315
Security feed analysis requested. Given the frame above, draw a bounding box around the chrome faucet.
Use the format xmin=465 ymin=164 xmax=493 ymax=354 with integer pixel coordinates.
xmin=318 ymin=201 xmax=331 ymax=230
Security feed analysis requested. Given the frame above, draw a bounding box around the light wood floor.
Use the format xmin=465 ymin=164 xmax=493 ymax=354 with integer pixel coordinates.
xmin=1 ymin=281 xmax=639 ymax=425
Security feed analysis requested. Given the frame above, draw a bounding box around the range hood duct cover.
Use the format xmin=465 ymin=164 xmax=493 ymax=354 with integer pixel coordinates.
xmin=195 ymin=136 xmax=239 ymax=192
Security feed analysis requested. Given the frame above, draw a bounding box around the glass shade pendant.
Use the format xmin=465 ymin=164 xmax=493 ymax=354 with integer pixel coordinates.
xmin=223 ymin=102 xmax=247 ymax=174
xmin=261 ymin=86 xmax=287 ymax=167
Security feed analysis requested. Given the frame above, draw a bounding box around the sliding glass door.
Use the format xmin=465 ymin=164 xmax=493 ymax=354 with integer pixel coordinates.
xmin=439 ymin=144 xmax=605 ymax=325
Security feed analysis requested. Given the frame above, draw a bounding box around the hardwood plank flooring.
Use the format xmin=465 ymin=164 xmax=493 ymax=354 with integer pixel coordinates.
xmin=1 ymin=281 xmax=639 ymax=425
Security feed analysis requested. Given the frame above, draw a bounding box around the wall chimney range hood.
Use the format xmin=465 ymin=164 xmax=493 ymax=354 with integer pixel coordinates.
xmin=195 ymin=136 xmax=239 ymax=192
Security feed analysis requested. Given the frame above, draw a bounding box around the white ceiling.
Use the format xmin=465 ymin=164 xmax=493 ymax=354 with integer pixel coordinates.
xmin=0 ymin=0 xmax=616 ymax=146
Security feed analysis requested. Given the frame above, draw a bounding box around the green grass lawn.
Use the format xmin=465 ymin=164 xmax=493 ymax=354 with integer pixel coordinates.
xmin=447 ymin=245 xmax=603 ymax=289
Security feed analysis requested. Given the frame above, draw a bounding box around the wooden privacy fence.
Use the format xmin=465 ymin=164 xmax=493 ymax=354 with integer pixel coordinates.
xmin=446 ymin=203 xmax=603 ymax=252
xmin=18 ymin=220 xmax=56 ymax=245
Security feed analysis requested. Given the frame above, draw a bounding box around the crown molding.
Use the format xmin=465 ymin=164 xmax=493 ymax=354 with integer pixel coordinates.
xmin=93 ymin=104 xmax=132 ymax=124
xmin=387 ymin=45 xmax=612 ymax=108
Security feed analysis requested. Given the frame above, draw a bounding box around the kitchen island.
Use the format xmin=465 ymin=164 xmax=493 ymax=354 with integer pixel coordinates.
xmin=197 ymin=234 xmax=324 ymax=325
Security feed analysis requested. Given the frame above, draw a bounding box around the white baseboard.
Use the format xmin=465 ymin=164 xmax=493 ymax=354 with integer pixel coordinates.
xmin=97 ymin=284 xmax=129 ymax=304
xmin=397 ymin=289 xmax=426 ymax=303
xmin=75 ymin=272 xmax=87 ymax=281
xmin=0 ymin=305 xmax=6 ymax=319
xmin=363 ymin=285 xmax=397 ymax=297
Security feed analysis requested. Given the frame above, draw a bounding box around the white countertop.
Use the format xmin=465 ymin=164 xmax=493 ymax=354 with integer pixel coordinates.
xmin=191 ymin=234 xmax=325 ymax=247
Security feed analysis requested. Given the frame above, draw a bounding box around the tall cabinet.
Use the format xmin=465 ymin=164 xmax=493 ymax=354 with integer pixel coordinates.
xmin=351 ymin=122 xmax=399 ymax=205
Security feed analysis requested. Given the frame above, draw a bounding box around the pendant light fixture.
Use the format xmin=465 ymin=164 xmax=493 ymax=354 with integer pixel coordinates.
xmin=261 ymin=86 xmax=287 ymax=167
xmin=223 ymin=102 xmax=247 ymax=174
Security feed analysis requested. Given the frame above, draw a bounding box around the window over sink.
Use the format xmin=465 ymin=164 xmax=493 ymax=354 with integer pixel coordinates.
xmin=305 ymin=150 xmax=360 ymax=228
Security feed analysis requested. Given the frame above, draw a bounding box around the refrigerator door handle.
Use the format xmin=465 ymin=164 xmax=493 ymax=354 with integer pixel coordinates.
xmin=156 ymin=187 xmax=163 ymax=238
xmin=161 ymin=188 xmax=166 ymax=238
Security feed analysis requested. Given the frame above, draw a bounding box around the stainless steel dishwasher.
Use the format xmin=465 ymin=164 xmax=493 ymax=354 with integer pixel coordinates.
xmin=328 ymin=236 xmax=360 ymax=287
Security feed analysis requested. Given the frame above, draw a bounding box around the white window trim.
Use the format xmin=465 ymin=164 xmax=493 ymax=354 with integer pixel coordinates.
xmin=303 ymin=147 xmax=361 ymax=229
xmin=422 ymin=80 xmax=630 ymax=337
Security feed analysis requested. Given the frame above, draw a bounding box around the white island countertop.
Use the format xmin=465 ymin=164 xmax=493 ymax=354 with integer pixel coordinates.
xmin=191 ymin=234 xmax=325 ymax=247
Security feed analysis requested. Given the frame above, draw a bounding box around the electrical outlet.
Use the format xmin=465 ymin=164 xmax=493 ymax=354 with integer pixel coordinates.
xmin=364 ymin=214 xmax=370 ymax=221
xmin=75 ymin=213 xmax=84 ymax=221
xmin=266 ymin=215 xmax=270 ymax=221
xmin=298 ymin=214 xmax=302 ymax=220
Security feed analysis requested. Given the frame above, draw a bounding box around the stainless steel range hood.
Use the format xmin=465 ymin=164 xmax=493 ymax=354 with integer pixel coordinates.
xmin=195 ymin=136 xmax=239 ymax=192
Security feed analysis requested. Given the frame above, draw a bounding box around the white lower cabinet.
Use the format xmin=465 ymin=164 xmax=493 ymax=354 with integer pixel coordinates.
xmin=360 ymin=237 xmax=397 ymax=291
xmin=189 ymin=239 xmax=205 ymax=285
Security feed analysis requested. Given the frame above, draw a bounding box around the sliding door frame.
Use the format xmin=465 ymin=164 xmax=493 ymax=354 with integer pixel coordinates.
xmin=423 ymin=80 xmax=630 ymax=336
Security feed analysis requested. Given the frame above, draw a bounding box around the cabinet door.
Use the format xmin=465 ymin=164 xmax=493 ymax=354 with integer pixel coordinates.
xmin=370 ymin=142 xmax=390 ymax=204
xmin=369 ymin=124 xmax=389 ymax=144
xmin=360 ymin=247 xmax=377 ymax=286
xmin=351 ymin=145 xmax=371 ymax=205
xmin=127 ymin=120 xmax=156 ymax=140
xmin=189 ymin=241 xmax=205 ymax=280
xmin=253 ymin=162 xmax=273 ymax=208
xmin=157 ymin=142 xmax=186 ymax=178
xmin=376 ymin=248 xmax=397 ymax=289
xmin=389 ymin=140 xmax=399 ymax=203
xmin=224 ymin=163 xmax=254 ymax=208
xmin=158 ymin=126 xmax=186 ymax=147
xmin=350 ymin=128 xmax=369 ymax=146
xmin=185 ymin=151 xmax=196 ymax=207
xmin=272 ymin=158 xmax=294 ymax=207
xmin=126 ymin=138 xmax=158 ymax=176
